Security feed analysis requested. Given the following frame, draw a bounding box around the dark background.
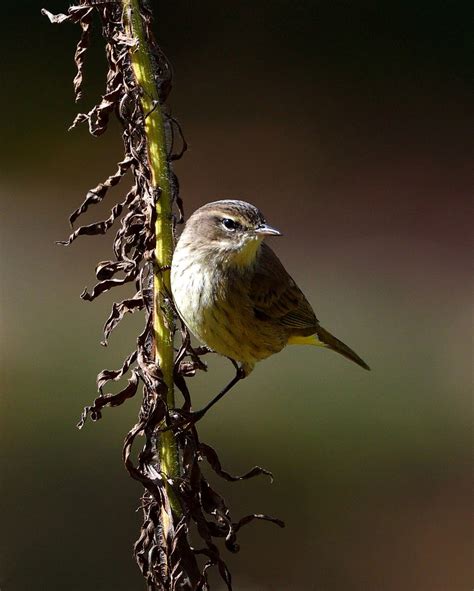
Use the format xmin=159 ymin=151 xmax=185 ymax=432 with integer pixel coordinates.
xmin=1 ymin=1 xmax=472 ymax=590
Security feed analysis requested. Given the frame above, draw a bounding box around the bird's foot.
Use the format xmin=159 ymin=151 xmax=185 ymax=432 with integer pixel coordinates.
xmin=162 ymin=408 xmax=207 ymax=433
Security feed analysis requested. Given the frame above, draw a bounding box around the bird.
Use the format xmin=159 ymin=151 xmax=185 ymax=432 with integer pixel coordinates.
xmin=170 ymin=199 xmax=369 ymax=421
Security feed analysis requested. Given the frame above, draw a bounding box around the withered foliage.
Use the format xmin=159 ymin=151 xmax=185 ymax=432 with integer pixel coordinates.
xmin=43 ymin=2 xmax=283 ymax=589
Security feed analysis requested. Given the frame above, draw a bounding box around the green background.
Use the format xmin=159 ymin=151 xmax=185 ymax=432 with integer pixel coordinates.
xmin=1 ymin=1 xmax=472 ymax=589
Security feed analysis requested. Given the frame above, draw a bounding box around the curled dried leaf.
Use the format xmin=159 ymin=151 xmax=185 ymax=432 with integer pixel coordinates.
xmin=96 ymin=350 xmax=137 ymax=392
xmin=69 ymin=159 xmax=134 ymax=226
xmin=101 ymin=293 xmax=144 ymax=346
xmin=80 ymin=262 xmax=138 ymax=301
xmin=234 ymin=513 xmax=285 ymax=532
xmin=41 ymin=6 xmax=94 ymax=101
xmin=199 ymin=443 xmax=274 ymax=483
xmin=77 ymin=369 xmax=139 ymax=428
xmin=70 ymin=85 xmax=122 ymax=136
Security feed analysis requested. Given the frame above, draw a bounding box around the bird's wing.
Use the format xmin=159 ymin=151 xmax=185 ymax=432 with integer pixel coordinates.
xmin=249 ymin=243 xmax=318 ymax=332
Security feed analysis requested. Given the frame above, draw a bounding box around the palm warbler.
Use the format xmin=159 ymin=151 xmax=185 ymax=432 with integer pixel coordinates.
xmin=171 ymin=200 xmax=369 ymax=419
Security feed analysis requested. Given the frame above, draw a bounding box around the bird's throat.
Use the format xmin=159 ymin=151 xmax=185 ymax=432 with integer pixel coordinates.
xmin=227 ymin=237 xmax=262 ymax=269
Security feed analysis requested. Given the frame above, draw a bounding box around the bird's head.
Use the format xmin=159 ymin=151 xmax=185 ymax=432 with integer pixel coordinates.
xmin=181 ymin=200 xmax=282 ymax=267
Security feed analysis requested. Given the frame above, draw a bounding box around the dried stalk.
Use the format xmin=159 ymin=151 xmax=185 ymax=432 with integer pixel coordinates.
xmin=123 ymin=0 xmax=180 ymax=523
xmin=43 ymin=1 xmax=283 ymax=589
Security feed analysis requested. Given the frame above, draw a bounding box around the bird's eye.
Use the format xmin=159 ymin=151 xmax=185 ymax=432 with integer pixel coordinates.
xmin=222 ymin=218 xmax=238 ymax=231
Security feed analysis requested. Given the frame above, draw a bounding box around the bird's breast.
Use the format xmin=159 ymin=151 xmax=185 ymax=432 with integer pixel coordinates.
xmin=171 ymin=254 xmax=226 ymax=341
xmin=171 ymin=251 xmax=284 ymax=366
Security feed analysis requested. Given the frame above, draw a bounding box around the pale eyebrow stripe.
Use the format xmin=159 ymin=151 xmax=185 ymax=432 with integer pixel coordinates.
xmin=205 ymin=210 xmax=239 ymax=219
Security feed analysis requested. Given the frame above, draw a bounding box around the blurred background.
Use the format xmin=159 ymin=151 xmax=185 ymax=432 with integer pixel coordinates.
xmin=1 ymin=1 xmax=472 ymax=589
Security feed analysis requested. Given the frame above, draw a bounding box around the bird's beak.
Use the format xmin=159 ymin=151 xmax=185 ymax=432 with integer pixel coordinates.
xmin=255 ymin=223 xmax=282 ymax=237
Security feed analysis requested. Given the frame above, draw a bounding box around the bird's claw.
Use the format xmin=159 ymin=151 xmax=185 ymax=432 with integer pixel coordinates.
xmin=163 ymin=408 xmax=206 ymax=433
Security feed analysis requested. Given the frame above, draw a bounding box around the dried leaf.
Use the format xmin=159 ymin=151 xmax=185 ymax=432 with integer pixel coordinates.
xmin=80 ymin=261 xmax=138 ymax=301
xmin=69 ymin=159 xmax=134 ymax=226
xmin=41 ymin=6 xmax=92 ymax=25
xmin=70 ymin=84 xmax=122 ymax=136
xmin=199 ymin=442 xmax=274 ymax=483
xmin=96 ymin=350 xmax=137 ymax=392
xmin=41 ymin=6 xmax=94 ymax=101
xmin=234 ymin=513 xmax=285 ymax=532
xmin=101 ymin=293 xmax=144 ymax=345
xmin=77 ymin=369 xmax=139 ymax=428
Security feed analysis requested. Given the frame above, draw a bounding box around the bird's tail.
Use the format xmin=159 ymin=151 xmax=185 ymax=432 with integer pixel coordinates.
xmin=314 ymin=325 xmax=370 ymax=370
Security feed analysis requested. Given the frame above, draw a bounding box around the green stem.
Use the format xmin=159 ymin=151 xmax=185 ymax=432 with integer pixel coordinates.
xmin=123 ymin=0 xmax=180 ymax=516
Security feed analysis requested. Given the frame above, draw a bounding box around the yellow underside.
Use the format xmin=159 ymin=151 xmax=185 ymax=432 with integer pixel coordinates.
xmin=287 ymin=334 xmax=326 ymax=347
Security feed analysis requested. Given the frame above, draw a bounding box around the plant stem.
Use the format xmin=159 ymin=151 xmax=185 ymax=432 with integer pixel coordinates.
xmin=122 ymin=0 xmax=180 ymax=516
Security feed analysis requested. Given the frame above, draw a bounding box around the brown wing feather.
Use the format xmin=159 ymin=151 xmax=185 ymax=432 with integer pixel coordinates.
xmin=250 ymin=243 xmax=317 ymax=334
